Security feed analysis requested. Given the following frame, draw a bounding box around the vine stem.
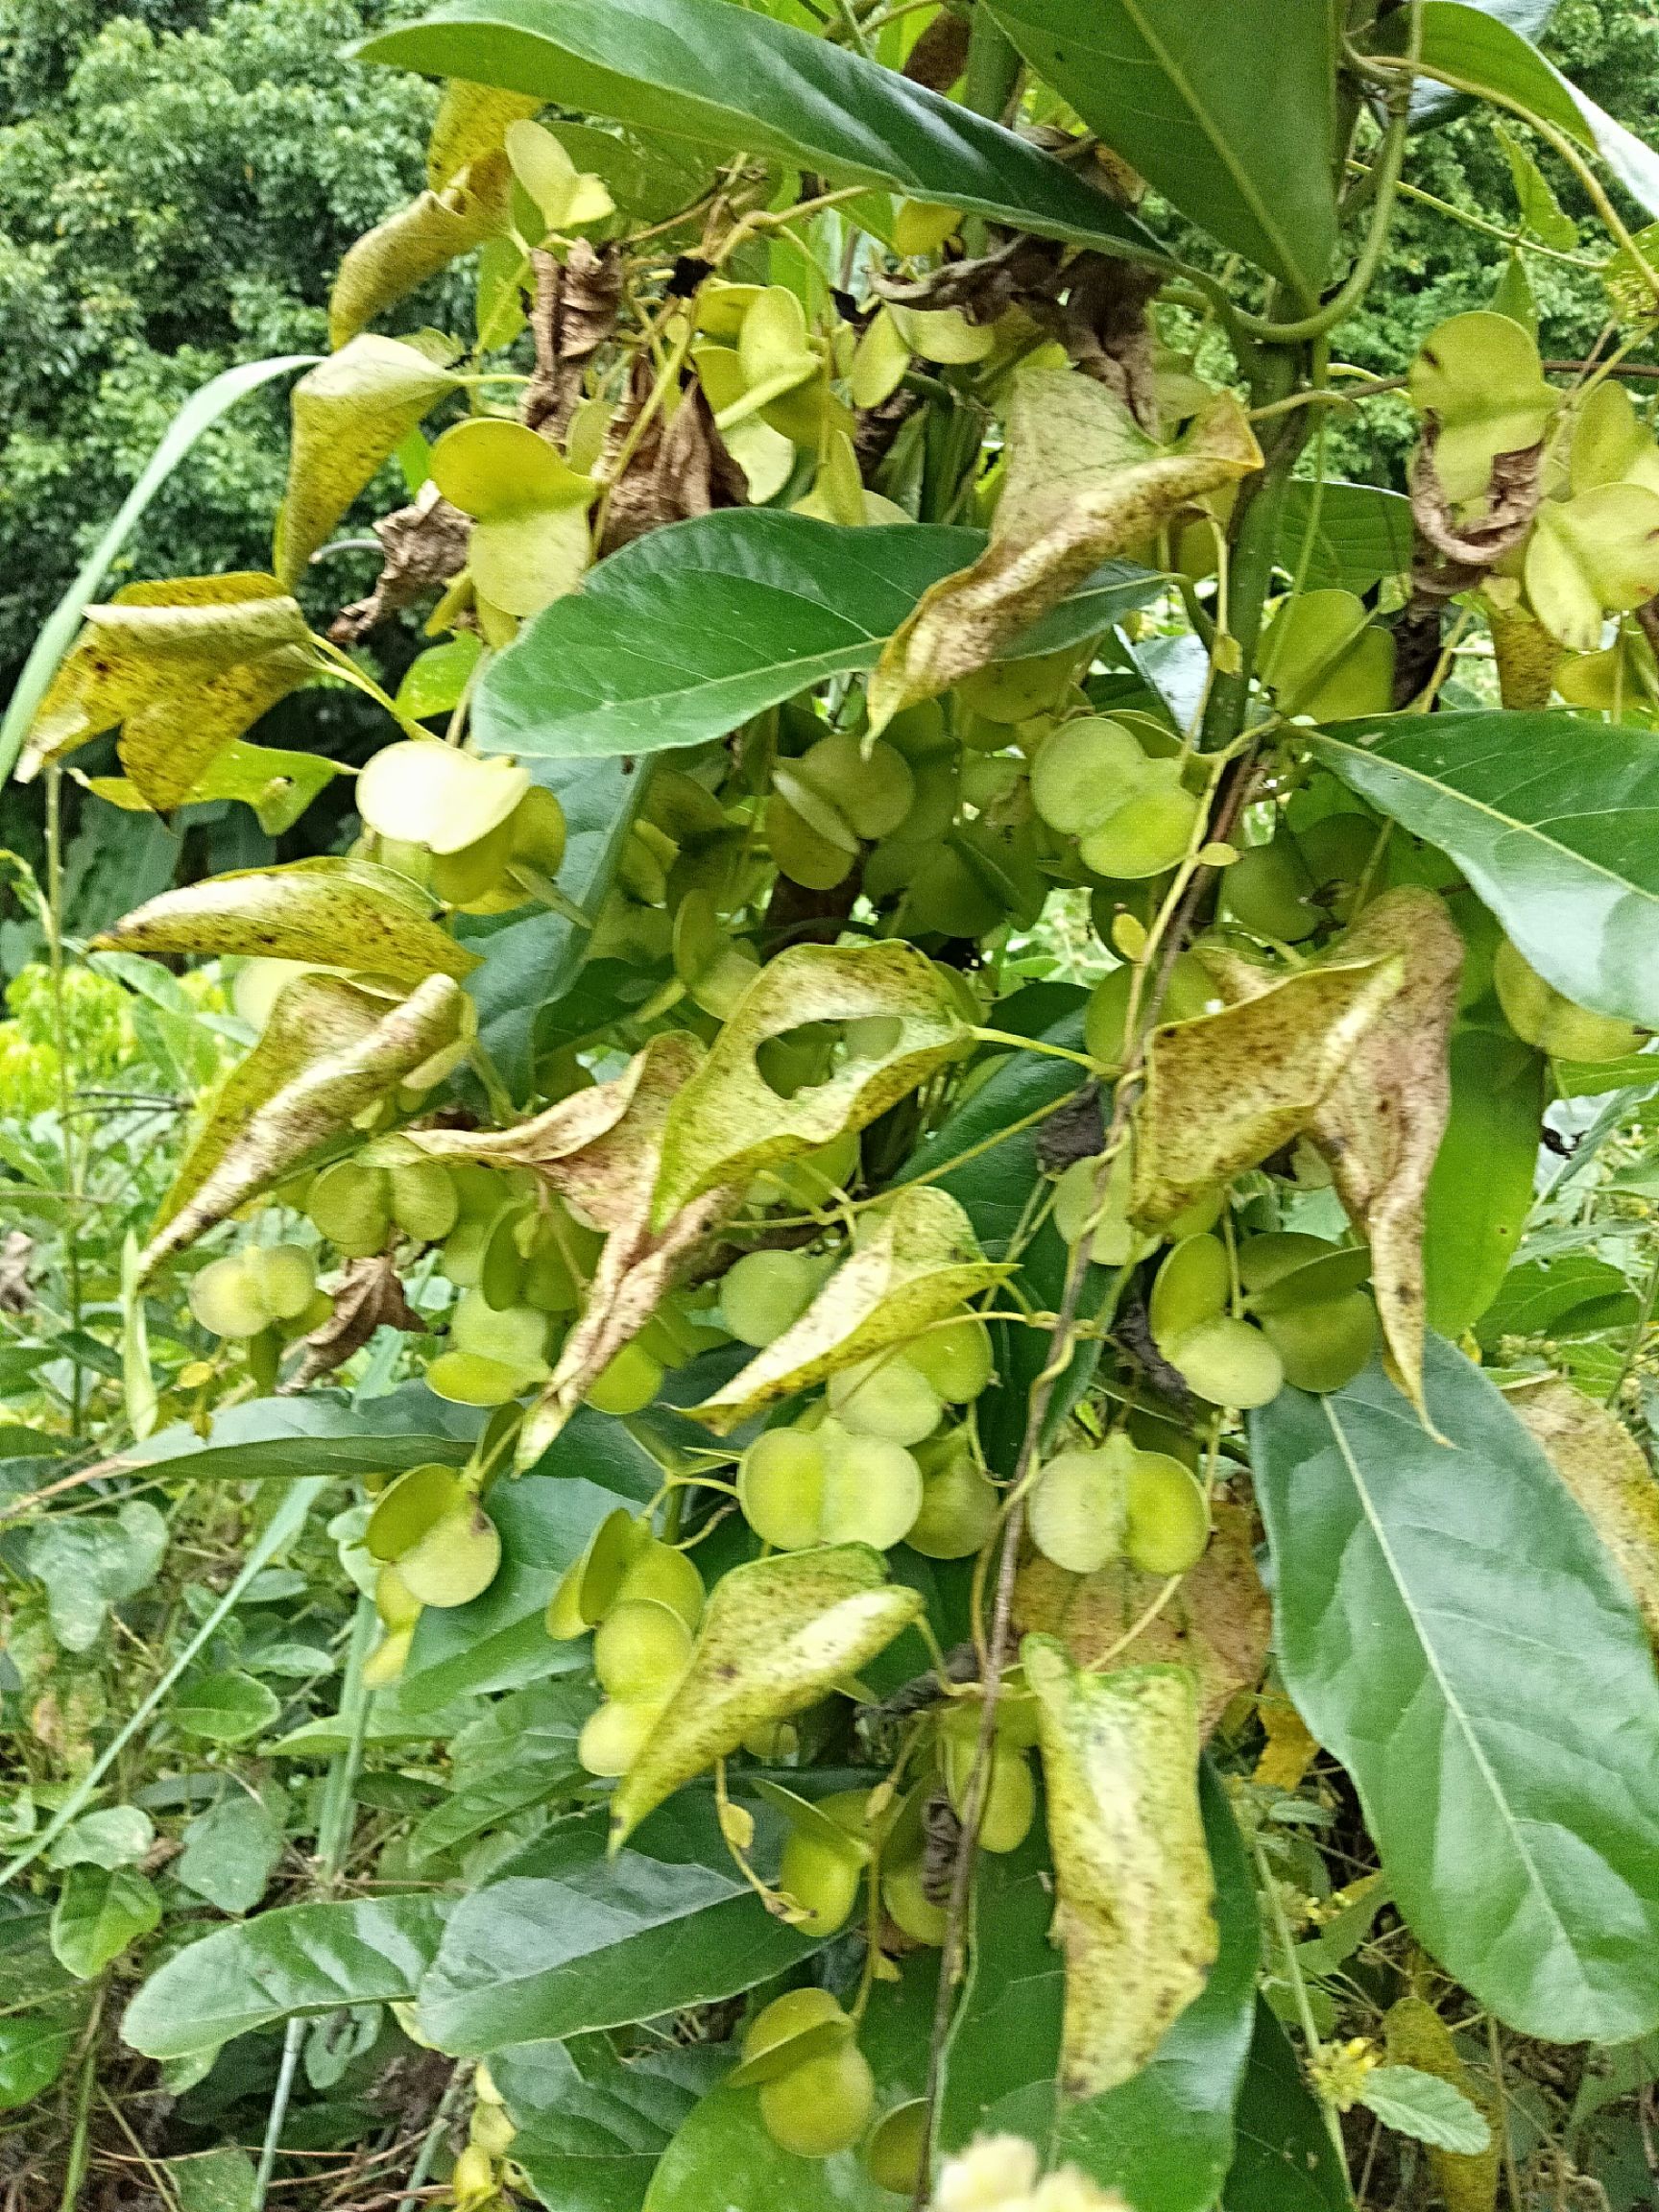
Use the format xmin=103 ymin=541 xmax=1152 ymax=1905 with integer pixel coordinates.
xmin=252 ymin=2019 xmax=305 ymax=2212
xmin=1248 ymin=1824 xmax=1349 ymax=2168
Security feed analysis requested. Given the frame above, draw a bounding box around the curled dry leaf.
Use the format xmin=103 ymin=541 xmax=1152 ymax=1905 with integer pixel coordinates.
xmin=329 ymin=482 xmax=473 ymax=645
xmin=650 ymin=940 xmax=971 ymax=1225
xmin=689 ymin=1184 xmax=1007 ymax=1432
xmin=1015 ymin=1501 xmax=1269 ymax=1737
xmin=283 ymin=1257 xmax=426 ymax=1393
xmin=0 ymin=1230 xmax=33 ymax=1316
xmin=610 ymin=1546 xmax=925 ymax=1848
xmin=140 ymin=974 xmax=468 ymax=1274
xmin=1131 ymin=957 xmax=1407 ymax=1229
xmin=275 ymin=337 xmax=462 ymax=589
xmin=1303 ymin=888 xmax=1462 ymax=1417
xmin=596 ymin=366 xmax=747 ymax=556
xmin=93 ymin=858 xmax=479 ymax=988
xmin=19 ymin=574 xmax=318 ymax=809
xmin=1409 ymin=426 xmax=1544 ymax=574
xmin=1023 ymin=1638 xmax=1217 ymax=2099
xmin=867 ymin=371 xmax=1261 ymax=728
xmin=155 ymin=974 xmax=392 ymax=1234
xmin=330 ymin=153 xmax=515 ymax=350
xmin=1508 ymin=1376 xmax=1659 ymax=1641
xmin=523 ymin=241 xmax=624 ymax=437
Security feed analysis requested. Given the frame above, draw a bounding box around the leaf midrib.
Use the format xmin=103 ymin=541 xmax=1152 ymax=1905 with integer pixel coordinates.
xmin=1320 ymin=1396 xmax=1578 ymax=1967
xmin=1316 ymin=730 xmax=1659 ymax=917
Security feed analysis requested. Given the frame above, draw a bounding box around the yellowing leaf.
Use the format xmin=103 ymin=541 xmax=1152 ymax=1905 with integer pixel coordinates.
xmin=1407 ymin=312 xmax=1559 ymax=508
xmin=93 ymin=859 xmax=478 ymax=988
xmin=1131 ymin=957 xmax=1406 ymax=1229
xmin=610 ymin=1547 xmax=924 ymax=1847
xmin=20 ymin=574 xmax=318 ymax=809
xmin=650 ymin=941 xmax=971 ymax=1227
xmin=1509 ymin=1378 xmax=1659 ymax=1641
xmin=1525 ymin=483 xmax=1659 ymax=653
xmin=80 ymin=737 xmax=344 ymax=836
xmin=141 ymin=974 xmax=469 ymax=1271
xmin=426 ymin=80 xmax=542 ymax=193
xmin=1305 ymin=889 xmax=1463 ymax=1417
xmin=1023 ymin=1639 xmax=1217 ymax=2099
xmin=275 ymin=337 xmax=462 ymax=588
xmin=690 ymin=1185 xmax=1006 ymax=1432
xmin=868 ymin=373 xmax=1261 ymax=728
xmin=1484 ymin=602 xmax=1561 ymax=709
xmin=329 ymin=154 xmax=513 ymax=349
xmin=1015 ymin=1502 xmax=1269 ymax=1739
xmin=504 ymin=118 xmax=614 ymax=230
xmin=156 ymin=974 xmax=389 ymax=1236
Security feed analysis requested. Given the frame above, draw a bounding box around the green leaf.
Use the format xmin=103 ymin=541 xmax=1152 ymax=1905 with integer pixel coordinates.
xmin=987 ymin=0 xmax=1338 ymax=302
xmin=411 ymin=1676 xmax=589 ymax=1861
xmin=1358 ymin=2063 xmax=1491 ymax=2155
xmin=83 ymin=736 xmax=346 ymax=837
xmin=176 ymin=1794 xmax=285 ymax=1915
xmin=1478 ymin=1253 xmax=1637 ymax=1345
xmin=165 ymin=2147 xmax=258 ymax=2212
xmin=611 ymin=1548 xmax=924 ymax=1846
xmin=0 ymin=2004 xmax=83 ymax=2111
xmin=122 ymin=1893 xmax=449 ymax=2059
xmin=496 ymin=2036 xmax=726 ymax=2212
xmin=417 ymin=1797 xmax=822 ymax=2055
xmin=1397 ymin=3 xmax=1659 ymax=221
xmin=456 ymin=756 xmax=652 ymax=1099
xmin=642 ymin=1953 xmax=935 ymax=2212
xmin=1423 ymin=1028 xmax=1545 ymax=1335
xmin=1277 ymin=482 xmax=1414 ymax=594
xmin=275 ymin=336 xmax=462 ymax=588
xmin=47 ymin=1806 xmax=155 ymax=1872
xmin=940 ymin=1765 xmax=1260 ymax=2212
xmin=51 ymin=1865 xmax=160 ymax=1980
xmin=172 ymin=1671 xmax=282 ymax=1744
xmin=0 ymin=353 xmax=318 ymax=793
xmin=475 ymin=512 xmax=1162 ymax=763
xmin=126 ymin=1390 xmax=476 ymax=1483
xmin=358 ymin=0 xmax=1167 ymax=266
xmin=1221 ymin=2001 xmax=1352 ymax=2211
xmin=25 ymin=1501 xmax=168 ymax=1653
xmin=1253 ymin=1337 xmax=1659 ymax=2044
xmin=1309 ymin=710 xmax=1659 ymax=1031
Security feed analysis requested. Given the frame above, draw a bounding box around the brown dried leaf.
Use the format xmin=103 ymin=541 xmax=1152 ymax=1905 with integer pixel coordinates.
xmin=140 ymin=974 xmax=468 ymax=1274
xmin=1015 ymin=1501 xmax=1270 ymax=1737
xmin=1131 ymin=957 xmax=1407 ymax=1229
xmin=284 ymin=1256 xmax=426 ymax=1392
xmin=0 ymin=1231 xmax=33 ymax=1317
xmin=1306 ymin=889 xmax=1463 ymax=1419
xmin=156 ymin=974 xmax=390 ymax=1236
xmin=868 ymin=373 xmax=1261 ymax=727
xmin=902 ymin=8 xmax=970 ymax=91
xmin=1508 ymin=1377 xmax=1659 ymax=1640
xmin=596 ymin=363 xmax=747 ymax=556
xmin=330 ymin=483 xmax=473 ymax=645
xmin=1409 ymin=426 xmax=1544 ymax=572
xmin=523 ymin=242 xmax=623 ymax=437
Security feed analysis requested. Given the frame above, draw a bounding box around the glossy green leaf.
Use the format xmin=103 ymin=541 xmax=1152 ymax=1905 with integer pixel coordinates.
xmin=1221 ymin=2002 xmax=1352 ymax=2211
xmin=126 ymin=1388 xmax=477 ymax=1483
xmin=417 ymin=1797 xmax=822 ymax=2055
xmin=1277 ymin=482 xmax=1414 ymax=593
xmin=122 ymin=1893 xmax=449 ymax=2058
xmin=940 ymin=1765 xmax=1259 ymax=2212
xmin=1423 ymin=1027 xmax=1545 ymax=1335
xmin=987 ymin=0 xmax=1338 ymax=302
xmin=172 ymin=1671 xmax=282 ymax=1744
xmin=456 ymin=756 xmax=651 ymax=1098
xmin=0 ymin=353 xmax=318 ymax=791
xmin=1309 ymin=710 xmax=1659 ymax=1030
xmin=476 ymin=512 xmax=1161 ymax=762
xmin=499 ymin=2036 xmax=726 ymax=2212
xmin=410 ymin=1676 xmax=590 ymax=1861
xmin=51 ymin=1865 xmax=160 ymax=1980
xmin=1253 ymin=1337 xmax=1659 ymax=2044
xmin=359 ymin=0 xmax=1166 ymax=265
xmin=1477 ymin=1253 xmax=1637 ymax=1346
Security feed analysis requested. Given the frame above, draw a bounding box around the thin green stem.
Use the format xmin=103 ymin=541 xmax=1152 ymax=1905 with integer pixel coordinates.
xmin=396 ymin=2062 xmax=469 ymax=2212
xmin=1250 ymin=1825 xmax=1350 ymax=2172
xmin=44 ymin=769 xmax=84 ymax=1435
xmin=315 ymin=1593 xmax=377 ymax=1887
xmin=969 ymin=1026 xmax=1100 ymax=1073
xmin=58 ymin=1992 xmax=103 ymax=2212
xmin=252 ymin=2018 xmax=304 ymax=2212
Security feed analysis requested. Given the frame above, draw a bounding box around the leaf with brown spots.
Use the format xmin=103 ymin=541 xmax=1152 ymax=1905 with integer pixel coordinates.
xmin=867 ymin=371 xmax=1260 ymax=727
xmin=284 ymin=1257 xmax=426 ymax=1392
